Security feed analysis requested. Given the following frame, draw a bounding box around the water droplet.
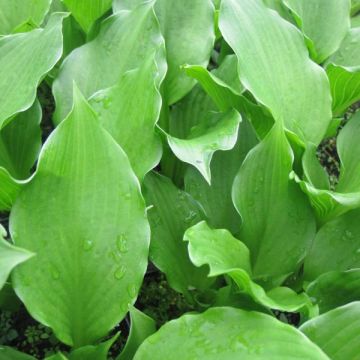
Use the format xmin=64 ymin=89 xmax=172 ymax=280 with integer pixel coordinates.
xmin=127 ymin=284 xmax=137 ymax=298
xmin=83 ymin=239 xmax=93 ymax=251
xmin=116 ymin=233 xmax=129 ymax=253
xmin=124 ymin=192 xmax=131 ymax=200
xmin=50 ymin=266 xmax=60 ymax=280
xmin=114 ymin=266 xmax=126 ymax=280
xmin=356 ymin=248 xmax=360 ymax=254
xmin=345 ymin=230 xmax=354 ymax=239
xmin=196 ymin=160 xmax=203 ymax=164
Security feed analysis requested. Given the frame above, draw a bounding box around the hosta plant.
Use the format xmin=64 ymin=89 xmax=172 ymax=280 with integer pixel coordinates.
xmin=1 ymin=0 xmax=360 ymax=359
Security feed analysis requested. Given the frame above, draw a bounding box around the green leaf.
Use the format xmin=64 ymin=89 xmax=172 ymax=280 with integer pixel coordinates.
xmin=0 ymin=225 xmax=34 ymax=290
xmin=184 ymin=221 xmax=314 ymax=313
xmin=69 ymin=334 xmax=119 ymax=360
xmin=304 ymin=208 xmax=360 ymax=280
xmin=89 ymin=51 xmax=165 ymax=180
xmin=134 ymin=307 xmax=329 ymax=360
xmin=11 ymin=87 xmax=150 ymax=347
xmin=183 ymin=60 xmax=274 ymax=139
xmin=0 ymin=0 xmax=52 ymax=34
xmin=219 ymin=0 xmax=332 ymax=145
xmin=0 ymin=347 xmax=35 ymax=360
xmin=62 ymin=0 xmax=112 ymax=33
xmin=263 ymin=0 xmax=295 ymax=23
xmin=306 ymin=269 xmax=360 ymax=313
xmin=352 ymin=14 xmax=360 ymax=28
xmin=45 ymin=354 xmax=68 ymax=360
xmin=283 ymin=0 xmax=350 ymax=63
xmin=326 ymin=29 xmax=360 ymax=115
xmin=232 ymin=122 xmax=316 ymax=284
xmin=161 ymin=84 xmax=216 ymax=185
xmin=300 ymin=302 xmax=360 ymax=360
xmin=53 ymin=1 xmax=164 ymax=124
xmin=185 ymin=118 xmax=258 ymax=235
xmin=143 ymin=172 xmax=212 ymax=294
xmin=352 ymin=0 xmax=360 ymax=15
xmin=0 ymin=12 xmax=66 ymax=129
xmin=0 ymin=169 xmax=24 ymax=212
xmin=0 ymin=100 xmax=41 ymax=179
xmin=167 ymin=109 xmax=241 ymax=184
xmin=295 ymin=111 xmax=360 ymax=221
xmin=117 ymin=307 xmax=156 ymax=360
xmin=113 ymin=0 xmax=215 ymax=105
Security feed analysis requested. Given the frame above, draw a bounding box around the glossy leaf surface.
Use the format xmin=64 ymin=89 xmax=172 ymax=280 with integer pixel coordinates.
xmin=117 ymin=307 xmax=156 ymax=360
xmin=304 ymin=208 xmax=360 ymax=280
xmin=0 ymin=13 xmax=66 ymax=129
xmin=143 ymin=172 xmax=211 ymax=294
xmin=134 ymin=307 xmax=329 ymax=359
xmin=326 ymin=29 xmax=360 ymax=115
xmin=306 ymin=269 xmax=360 ymax=313
xmin=301 ymin=302 xmax=360 ymax=360
xmin=113 ymin=0 xmax=215 ymax=104
xmin=185 ymin=118 xmax=258 ymax=235
xmin=167 ymin=109 xmax=241 ymax=184
xmin=233 ymin=122 xmax=316 ymax=283
xmin=185 ymin=222 xmax=313 ymax=313
xmin=11 ymin=88 xmax=150 ymax=347
xmin=0 ymin=225 xmax=34 ymax=290
xmin=284 ymin=0 xmax=350 ymax=63
xmin=219 ymin=0 xmax=332 ymax=144
xmin=62 ymin=0 xmax=112 ymax=33
xmin=0 ymin=100 xmax=41 ymax=179
xmin=0 ymin=0 xmax=51 ymax=34
xmin=53 ymin=2 xmax=164 ymax=123
xmin=90 ymin=51 xmax=165 ymax=179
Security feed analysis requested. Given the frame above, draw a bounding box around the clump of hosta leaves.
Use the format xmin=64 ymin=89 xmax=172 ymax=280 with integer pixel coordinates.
xmin=1 ymin=0 xmax=360 ymax=359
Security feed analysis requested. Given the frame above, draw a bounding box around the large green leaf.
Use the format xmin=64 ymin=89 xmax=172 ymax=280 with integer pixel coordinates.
xmin=134 ymin=307 xmax=329 ymax=360
xmin=167 ymin=109 xmax=241 ymax=184
xmin=117 ymin=307 xmax=156 ymax=360
xmin=185 ymin=118 xmax=258 ymax=235
xmin=0 ymin=100 xmax=41 ymax=179
xmin=0 ymin=0 xmax=52 ymax=34
xmin=232 ymin=122 xmax=316 ymax=284
xmin=0 ymin=13 xmax=66 ymax=129
xmin=0 ymin=225 xmax=34 ymax=290
xmin=306 ymin=269 xmax=360 ymax=313
xmin=89 ymin=51 xmax=165 ymax=180
xmin=300 ymin=302 xmax=360 ymax=360
xmin=113 ymin=0 xmax=215 ymax=104
xmin=53 ymin=1 xmax=164 ymax=124
xmin=62 ymin=0 xmax=112 ymax=33
xmin=296 ymin=111 xmax=360 ymax=221
xmin=219 ymin=0 xmax=332 ymax=145
xmin=46 ymin=354 xmax=68 ymax=360
xmin=283 ymin=0 xmax=350 ymax=63
xmin=184 ymin=222 xmax=314 ymax=313
xmin=304 ymin=208 xmax=360 ymax=280
xmin=326 ymin=29 xmax=360 ymax=115
xmin=11 ymin=88 xmax=150 ymax=347
xmin=0 ymin=347 xmax=35 ymax=360
xmin=143 ymin=172 xmax=211 ymax=294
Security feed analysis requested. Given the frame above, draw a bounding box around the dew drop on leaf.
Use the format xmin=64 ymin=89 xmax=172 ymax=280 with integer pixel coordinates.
xmin=116 ymin=233 xmax=129 ymax=253
xmin=82 ymin=239 xmax=94 ymax=251
xmin=114 ymin=266 xmax=126 ymax=280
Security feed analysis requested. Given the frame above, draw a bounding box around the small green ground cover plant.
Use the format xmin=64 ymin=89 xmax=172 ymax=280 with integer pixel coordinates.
xmin=1 ymin=0 xmax=360 ymax=359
